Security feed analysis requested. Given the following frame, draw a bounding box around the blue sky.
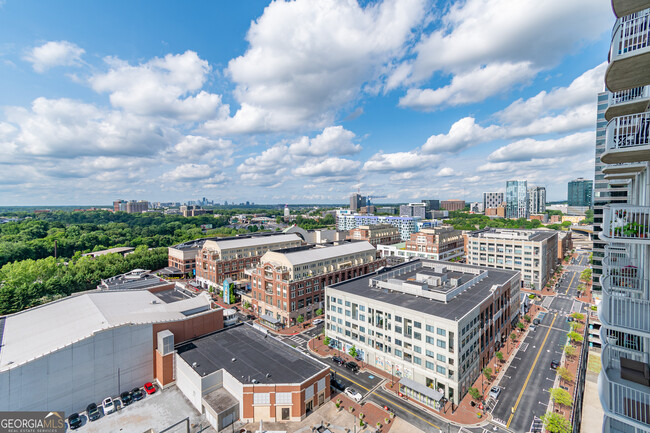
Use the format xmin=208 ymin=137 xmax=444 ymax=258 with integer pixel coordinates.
xmin=0 ymin=0 xmax=613 ymax=205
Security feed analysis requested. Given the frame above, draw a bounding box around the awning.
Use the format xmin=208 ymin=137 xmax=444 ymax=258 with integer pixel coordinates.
xmin=399 ymin=377 xmax=443 ymax=401
xmin=260 ymin=314 xmax=280 ymax=324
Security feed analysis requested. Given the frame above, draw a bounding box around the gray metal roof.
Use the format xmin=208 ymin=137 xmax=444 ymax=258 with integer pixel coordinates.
xmin=271 ymin=241 xmax=375 ymax=266
xmin=327 ymin=259 xmax=519 ymax=321
xmin=176 ymin=324 xmax=327 ymax=384
xmin=205 ymin=233 xmax=302 ymax=251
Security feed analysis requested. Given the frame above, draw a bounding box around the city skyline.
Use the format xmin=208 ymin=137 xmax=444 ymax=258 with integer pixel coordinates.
xmin=0 ymin=0 xmax=612 ymax=205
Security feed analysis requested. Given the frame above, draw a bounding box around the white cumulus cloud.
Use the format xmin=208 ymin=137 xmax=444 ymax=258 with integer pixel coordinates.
xmin=24 ymin=41 xmax=85 ymax=73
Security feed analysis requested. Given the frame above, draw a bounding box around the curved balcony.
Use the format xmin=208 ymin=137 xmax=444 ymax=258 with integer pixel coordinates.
xmin=600 ymin=275 xmax=650 ymax=336
xmin=606 ymin=10 xmax=650 ymax=92
xmin=602 ymin=162 xmax=648 ymax=177
xmin=606 ymin=86 xmax=650 ymax=121
xmin=612 ymin=0 xmax=650 ymax=19
xmin=601 ymin=112 xmax=650 ymax=164
xmin=600 ymin=205 xmax=650 ymax=244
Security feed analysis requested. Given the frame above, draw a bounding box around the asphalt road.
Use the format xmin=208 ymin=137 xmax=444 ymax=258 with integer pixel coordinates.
xmin=491 ymin=253 xmax=589 ymax=433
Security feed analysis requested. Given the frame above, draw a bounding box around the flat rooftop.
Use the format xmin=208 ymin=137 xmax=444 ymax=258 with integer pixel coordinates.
xmin=265 ymin=241 xmax=375 ymax=266
xmin=176 ymin=324 xmax=327 ymax=384
xmin=203 ymin=233 xmax=302 ymax=251
xmin=469 ymin=228 xmax=557 ymax=242
xmin=99 ymin=269 xmax=173 ymax=291
xmin=82 ymin=246 xmax=135 ymax=257
xmin=328 ymin=260 xmax=518 ymax=321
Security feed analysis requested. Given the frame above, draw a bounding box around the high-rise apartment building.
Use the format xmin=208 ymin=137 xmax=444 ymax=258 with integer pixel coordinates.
xmin=505 ymin=180 xmax=529 ymax=219
xmin=598 ymin=4 xmax=650 ymax=433
xmin=568 ymin=178 xmax=593 ymax=208
xmin=337 ymin=215 xmax=420 ymax=241
xmin=377 ymin=225 xmax=465 ymax=262
xmin=483 ymin=192 xmax=504 ymax=211
xmin=114 ymin=199 xmax=149 ymax=213
xmin=348 ymin=224 xmax=401 ymax=247
xmin=400 ymin=203 xmax=426 ymax=218
xmin=527 ymin=186 xmax=546 ymax=215
xmin=349 ymin=193 xmax=366 ymax=212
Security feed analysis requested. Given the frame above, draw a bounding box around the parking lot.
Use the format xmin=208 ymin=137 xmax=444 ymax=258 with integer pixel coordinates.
xmin=70 ymin=385 xmax=212 ymax=433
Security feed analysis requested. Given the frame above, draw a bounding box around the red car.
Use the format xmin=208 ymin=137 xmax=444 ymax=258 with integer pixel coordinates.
xmin=144 ymin=382 xmax=156 ymax=395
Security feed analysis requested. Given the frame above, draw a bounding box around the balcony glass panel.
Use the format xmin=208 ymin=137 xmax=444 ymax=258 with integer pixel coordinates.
xmin=606 ymin=112 xmax=650 ymax=153
xmin=603 ymin=205 xmax=650 ymax=241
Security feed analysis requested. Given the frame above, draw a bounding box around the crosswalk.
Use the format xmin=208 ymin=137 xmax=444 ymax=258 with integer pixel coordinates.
xmin=285 ymin=334 xmax=309 ymax=345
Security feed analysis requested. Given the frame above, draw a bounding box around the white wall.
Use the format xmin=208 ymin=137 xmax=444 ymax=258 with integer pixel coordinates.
xmin=175 ymin=353 xmax=204 ymax=411
xmin=0 ymin=324 xmax=153 ymax=415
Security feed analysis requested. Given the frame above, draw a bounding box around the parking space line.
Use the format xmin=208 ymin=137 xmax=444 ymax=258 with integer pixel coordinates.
xmin=507 ymin=313 xmax=558 ymax=428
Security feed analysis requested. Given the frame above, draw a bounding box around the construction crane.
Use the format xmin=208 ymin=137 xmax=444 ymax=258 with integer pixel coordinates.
xmin=366 ymin=195 xmax=387 ymax=206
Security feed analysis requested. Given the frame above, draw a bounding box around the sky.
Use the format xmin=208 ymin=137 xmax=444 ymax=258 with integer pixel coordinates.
xmin=0 ymin=0 xmax=613 ymax=206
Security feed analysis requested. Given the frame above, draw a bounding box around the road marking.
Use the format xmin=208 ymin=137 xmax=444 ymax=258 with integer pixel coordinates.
xmin=506 ymin=313 xmax=558 ymax=428
xmin=565 ymin=272 xmax=576 ymax=295
xmin=333 ymin=369 xmax=442 ymax=430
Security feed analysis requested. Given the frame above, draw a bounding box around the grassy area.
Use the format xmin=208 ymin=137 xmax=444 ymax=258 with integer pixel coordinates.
xmin=588 ymin=351 xmax=602 ymax=374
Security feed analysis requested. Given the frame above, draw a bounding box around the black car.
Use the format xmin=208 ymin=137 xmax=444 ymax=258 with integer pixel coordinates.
xmin=247 ymin=314 xmax=256 ymax=320
xmin=551 ymin=360 xmax=560 ymax=370
xmin=86 ymin=403 xmax=101 ymax=421
xmin=332 ymin=356 xmax=344 ymax=365
xmin=233 ymin=306 xmax=239 ymax=311
xmin=68 ymin=413 xmax=82 ymax=430
xmin=120 ymin=391 xmax=133 ymax=406
xmin=330 ymin=378 xmax=345 ymax=391
xmin=345 ymin=361 xmax=359 ymax=372
xmin=131 ymin=387 xmax=145 ymax=401
xmin=533 ymin=318 xmax=540 ymax=325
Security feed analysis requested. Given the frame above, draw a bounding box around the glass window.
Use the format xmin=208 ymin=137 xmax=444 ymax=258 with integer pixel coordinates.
xmin=426 ymin=324 xmax=435 ymax=333
xmin=437 ymin=339 xmax=446 ymax=349
xmin=413 ymin=356 xmax=422 ymax=365
xmin=414 ymin=321 xmax=421 ymax=329
xmin=414 ymin=332 xmax=422 ymax=340
xmin=437 ymin=353 xmax=446 ymax=362
xmin=395 ymin=315 xmax=402 ymax=322
xmin=395 ymin=349 xmax=403 ymax=357
xmin=414 ymin=346 xmax=422 ymax=354
xmin=437 ymin=328 xmax=446 ymax=336
xmin=425 ymin=361 xmax=435 ymax=370
xmin=436 ymin=365 xmax=446 ymax=375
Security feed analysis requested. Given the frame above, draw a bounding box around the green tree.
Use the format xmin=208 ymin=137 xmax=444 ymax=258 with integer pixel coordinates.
xmin=567 ymin=331 xmax=584 ymax=343
xmin=296 ymin=314 xmax=304 ymax=324
xmin=541 ymin=413 xmax=572 ymax=433
xmin=349 ymin=345 xmax=358 ymax=357
xmin=510 ymin=332 xmax=517 ymax=342
xmin=524 ymin=314 xmax=531 ymax=323
xmin=570 ymin=312 xmax=585 ymax=321
xmin=323 ymin=336 xmax=330 ymax=345
xmin=564 ymin=345 xmax=576 ymax=358
xmin=468 ymin=387 xmax=481 ymax=400
xmin=315 ymin=308 xmax=323 ymax=316
xmin=556 ymin=366 xmax=574 ymax=383
xmin=580 ymin=269 xmax=592 ymax=283
xmin=482 ymin=367 xmax=493 ymax=381
xmin=549 ymin=388 xmax=573 ymax=407
xmin=496 ymin=351 xmax=504 ymax=362
xmin=517 ymin=322 xmax=525 ymax=331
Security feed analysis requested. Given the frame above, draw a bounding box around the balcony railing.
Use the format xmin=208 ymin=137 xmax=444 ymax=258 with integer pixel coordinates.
xmin=602 ymin=205 xmax=650 ymax=242
xmin=600 ymin=288 xmax=650 ymax=334
xmin=603 ymin=343 xmax=648 ymax=371
xmin=610 ymin=86 xmax=650 ymax=106
xmin=609 ymin=11 xmax=650 ymax=63
xmin=605 ymin=112 xmax=650 ymax=153
xmin=602 ymin=366 xmax=650 ymax=427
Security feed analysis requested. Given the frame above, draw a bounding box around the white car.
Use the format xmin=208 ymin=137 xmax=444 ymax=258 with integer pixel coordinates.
xmin=312 ymin=319 xmax=323 ymax=325
xmin=344 ymin=387 xmax=363 ymax=402
xmin=489 ymin=386 xmax=502 ymax=400
xmin=102 ymin=397 xmax=115 ymax=414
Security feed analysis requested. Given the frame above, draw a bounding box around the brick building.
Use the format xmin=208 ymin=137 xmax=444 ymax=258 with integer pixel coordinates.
xmin=347 ymin=224 xmax=401 ymax=247
xmin=248 ymin=242 xmax=383 ymax=326
xmin=195 ymin=234 xmax=303 ymax=289
xmin=441 ymin=200 xmax=466 ymax=211
xmin=404 ymin=226 xmax=464 ymax=259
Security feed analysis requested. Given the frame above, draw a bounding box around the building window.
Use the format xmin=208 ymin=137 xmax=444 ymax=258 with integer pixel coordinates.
xmin=426 ymin=336 xmax=435 ymax=345
xmin=413 ymin=356 xmax=422 ymax=365
xmin=436 ymin=365 xmax=446 ymax=375
xmin=426 ymin=324 xmax=435 ymax=333
xmin=414 ymin=332 xmax=422 ymax=340
xmin=437 ymin=328 xmax=446 ymax=336
xmin=395 ymin=349 xmax=402 ymax=357
xmin=253 ymin=393 xmax=270 ymax=405
xmin=426 ymin=361 xmax=435 ymax=370
xmin=414 ymin=321 xmax=421 ymax=329
xmin=414 ymin=346 xmax=422 ymax=354
xmin=437 ymin=339 xmax=446 ymax=349
xmin=437 ymin=354 xmax=446 ymax=362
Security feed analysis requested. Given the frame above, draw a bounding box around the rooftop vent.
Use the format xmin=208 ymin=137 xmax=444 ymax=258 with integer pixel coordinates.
xmin=231 ymin=358 xmax=237 ymax=362
xmin=192 ymin=362 xmax=199 ymax=368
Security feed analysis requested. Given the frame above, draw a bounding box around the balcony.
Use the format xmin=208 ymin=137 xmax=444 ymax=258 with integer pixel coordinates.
xmin=602 ymin=112 xmax=650 ymax=164
xmin=606 ymin=87 xmax=650 ymax=121
xmin=600 ymin=282 xmax=650 ymax=335
xmin=606 ymin=10 xmax=650 ymax=92
xmin=602 ymin=162 xmax=648 ymax=178
xmin=599 ymin=356 xmax=650 ymax=429
xmin=612 ymin=0 xmax=650 ymax=19
xmin=601 ymin=205 xmax=650 ymax=245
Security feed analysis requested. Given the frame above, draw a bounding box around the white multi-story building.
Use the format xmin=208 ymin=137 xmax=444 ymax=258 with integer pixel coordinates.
xmin=325 ymin=259 xmax=520 ymax=407
xmin=483 ymin=192 xmax=504 ymax=211
xmin=465 ymin=229 xmax=558 ymax=290
xmin=336 ymin=215 xmax=421 ymax=241
xmin=527 ymin=186 xmax=546 ymax=215
xmin=378 ymin=226 xmax=464 ymax=262
xmin=598 ymin=3 xmax=650 ymax=432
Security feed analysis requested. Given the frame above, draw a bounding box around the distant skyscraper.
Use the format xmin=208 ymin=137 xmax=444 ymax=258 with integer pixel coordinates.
xmin=482 ymin=192 xmax=504 ymax=211
xmin=284 ymin=204 xmax=290 ymax=217
xmin=528 ymin=186 xmax=546 ymax=215
xmin=421 ymin=199 xmax=440 ymax=211
xmin=506 ymin=180 xmax=529 ymax=219
xmin=567 ymin=178 xmax=593 ymax=208
xmin=349 ymin=193 xmax=366 ymax=211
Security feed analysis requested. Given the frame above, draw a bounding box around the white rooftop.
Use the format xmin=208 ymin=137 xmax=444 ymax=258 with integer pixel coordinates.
xmin=203 ymin=234 xmax=301 ymax=251
xmin=0 ymin=291 xmax=213 ymax=371
xmin=269 ymin=241 xmax=376 ymax=266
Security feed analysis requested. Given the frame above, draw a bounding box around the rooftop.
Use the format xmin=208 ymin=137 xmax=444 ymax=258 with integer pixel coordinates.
xmin=0 ymin=291 xmax=214 ymax=371
xmin=176 ymin=324 xmax=327 ymax=384
xmin=328 ymin=259 xmax=518 ymax=321
xmin=264 ymin=241 xmax=376 ymax=266
xmin=99 ymin=269 xmax=174 ymax=291
xmin=202 ymin=233 xmax=302 ymax=251
xmin=468 ymin=228 xmax=557 ymax=242
xmin=81 ymin=246 xmax=135 ymax=257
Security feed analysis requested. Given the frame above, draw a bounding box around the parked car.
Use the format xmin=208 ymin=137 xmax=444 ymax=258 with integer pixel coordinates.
xmin=313 ymin=319 xmax=323 ymax=325
xmin=131 ymin=387 xmax=145 ymax=401
xmin=382 ymin=405 xmax=392 ymax=413
xmin=533 ymin=318 xmax=541 ymax=325
xmin=144 ymin=382 xmax=156 ymax=395
xmin=330 ymin=378 xmax=345 ymax=391
xmin=332 ymin=356 xmax=345 ymax=365
xmin=86 ymin=403 xmax=101 ymax=421
xmin=102 ymin=397 xmax=115 ymax=415
xmin=567 ymin=316 xmax=574 ymax=322
xmin=489 ymin=386 xmax=502 ymax=400
xmin=67 ymin=413 xmax=82 ymax=430
xmin=529 ymin=324 xmax=536 ymax=331
xmin=551 ymin=360 xmax=560 ymax=370
xmin=233 ymin=306 xmax=239 ymax=311
xmin=344 ymin=387 xmax=363 ymax=402
xmin=345 ymin=361 xmax=359 ymax=372
xmin=247 ymin=314 xmax=256 ymax=320
xmin=120 ymin=391 xmax=133 ymax=406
